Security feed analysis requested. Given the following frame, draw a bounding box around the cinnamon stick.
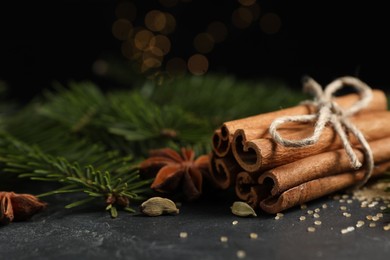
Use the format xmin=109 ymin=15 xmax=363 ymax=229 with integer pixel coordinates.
xmin=259 ymin=161 xmax=390 ymax=214
xmin=233 ymin=111 xmax=390 ymax=172
xmin=235 ymin=171 xmax=264 ymax=209
xmin=235 ymin=137 xmax=390 ymax=208
xmin=258 ymin=136 xmax=390 ymax=197
xmin=212 ymin=90 xmax=387 ymax=157
xmin=209 ymin=153 xmax=243 ymax=189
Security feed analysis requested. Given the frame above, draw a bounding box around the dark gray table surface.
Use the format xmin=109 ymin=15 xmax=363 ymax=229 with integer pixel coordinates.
xmin=1 ymin=189 xmax=390 ymax=260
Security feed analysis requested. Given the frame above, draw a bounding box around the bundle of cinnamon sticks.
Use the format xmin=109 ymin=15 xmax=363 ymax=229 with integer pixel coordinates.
xmin=210 ymin=89 xmax=390 ymax=214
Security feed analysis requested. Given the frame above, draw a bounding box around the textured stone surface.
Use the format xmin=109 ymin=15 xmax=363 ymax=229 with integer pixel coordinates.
xmin=1 ymin=192 xmax=390 ymax=260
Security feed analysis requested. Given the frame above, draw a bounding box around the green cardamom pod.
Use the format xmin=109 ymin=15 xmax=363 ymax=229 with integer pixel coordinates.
xmin=231 ymin=201 xmax=257 ymax=217
xmin=140 ymin=197 xmax=179 ymax=216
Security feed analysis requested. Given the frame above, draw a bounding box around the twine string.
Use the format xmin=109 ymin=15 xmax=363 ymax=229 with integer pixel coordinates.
xmin=269 ymin=76 xmax=374 ymax=187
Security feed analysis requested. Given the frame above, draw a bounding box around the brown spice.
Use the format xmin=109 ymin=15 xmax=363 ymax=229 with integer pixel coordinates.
xmin=210 ymin=153 xmax=243 ymax=190
xmin=0 ymin=192 xmax=47 ymax=225
xmin=235 ymin=171 xmax=262 ymax=209
xmin=233 ymin=111 xmax=390 ymax=172
xmin=257 ymin=160 xmax=390 ymax=214
xmin=139 ymin=148 xmax=210 ymax=200
xmin=258 ymin=137 xmax=390 ymax=199
xmin=212 ymin=89 xmax=387 ymax=158
xmin=246 ymin=138 xmax=390 ymax=214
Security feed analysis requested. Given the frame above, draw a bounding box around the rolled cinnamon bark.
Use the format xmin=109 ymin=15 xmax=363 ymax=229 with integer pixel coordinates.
xmin=259 ymin=161 xmax=390 ymax=214
xmin=212 ymin=90 xmax=387 ymax=157
xmin=234 ymin=137 xmax=390 ymax=212
xmin=258 ymin=136 xmax=390 ymax=197
xmin=233 ymin=111 xmax=390 ymax=172
xmin=209 ymin=153 xmax=243 ymax=189
xmin=235 ymin=171 xmax=264 ymax=209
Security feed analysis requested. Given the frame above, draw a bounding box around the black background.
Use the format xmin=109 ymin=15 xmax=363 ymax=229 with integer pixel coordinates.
xmin=1 ymin=1 xmax=390 ymax=100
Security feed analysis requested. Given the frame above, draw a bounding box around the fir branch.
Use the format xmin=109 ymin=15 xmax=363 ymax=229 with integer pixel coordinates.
xmin=10 ymin=81 xmax=213 ymax=155
xmin=40 ymin=81 xmax=106 ymax=126
xmin=105 ymin=92 xmax=212 ymax=153
xmin=4 ymin=108 xmax=110 ymax=163
xmin=0 ymin=132 xmax=151 ymax=217
xmin=142 ymin=75 xmax=307 ymax=127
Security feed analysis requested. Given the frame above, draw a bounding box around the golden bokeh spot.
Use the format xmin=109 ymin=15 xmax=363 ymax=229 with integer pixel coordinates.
xmin=134 ymin=30 xmax=154 ymax=50
xmin=260 ymin=13 xmax=282 ymax=34
xmin=188 ymin=54 xmax=209 ymax=76
xmin=232 ymin=7 xmax=253 ymax=29
xmin=193 ymin=33 xmax=215 ymax=54
xmin=142 ymin=57 xmax=162 ymax=71
xmin=121 ymin=41 xmax=142 ymax=60
xmin=238 ymin=0 xmax=256 ymax=7
xmin=143 ymin=49 xmax=163 ymax=63
xmin=166 ymin=57 xmax=187 ymax=76
xmin=147 ymin=46 xmax=164 ymax=57
xmin=158 ymin=0 xmax=179 ymax=8
xmin=112 ymin=19 xmax=133 ymax=41
xmin=145 ymin=10 xmax=167 ymax=32
xmin=150 ymin=35 xmax=171 ymax=55
xmin=115 ymin=1 xmax=137 ymax=21
xmin=160 ymin=13 xmax=176 ymax=35
xmin=127 ymin=26 xmax=143 ymax=41
xmin=206 ymin=21 xmax=228 ymax=43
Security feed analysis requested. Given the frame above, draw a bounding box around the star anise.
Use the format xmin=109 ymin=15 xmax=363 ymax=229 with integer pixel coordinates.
xmin=0 ymin=192 xmax=47 ymax=225
xmin=139 ymin=148 xmax=210 ymax=201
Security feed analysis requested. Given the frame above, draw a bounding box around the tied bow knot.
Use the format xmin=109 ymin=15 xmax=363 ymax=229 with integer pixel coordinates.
xmin=269 ymin=76 xmax=374 ymax=187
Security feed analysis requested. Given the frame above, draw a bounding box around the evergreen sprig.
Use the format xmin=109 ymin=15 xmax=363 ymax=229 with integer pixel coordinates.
xmin=33 ymin=82 xmax=212 ymax=155
xmin=141 ymin=74 xmax=307 ymax=127
xmin=0 ymin=132 xmax=151 ymax=217
xmin=105 ymin=92 xmax=212 ymax=154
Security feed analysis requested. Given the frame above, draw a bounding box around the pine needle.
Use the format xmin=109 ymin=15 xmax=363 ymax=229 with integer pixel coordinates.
xmin=0 ymin=132 xmax=151 ymax=216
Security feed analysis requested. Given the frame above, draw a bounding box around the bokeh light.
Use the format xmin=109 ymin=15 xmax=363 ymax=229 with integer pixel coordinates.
xmin=260 ymin=12 xmax=282 ymax=34
xmin=139 ymin=44 xmax=163 ymax=73
xmin=232 ymin=7 xmax=254 ymax=29
xmin=112 ymin=1 xmax=282 ymax=77
xmin=188 ymin=54 xmax=209 ymax=76
xmin=160 ymin=13 xmax=176 ymax=35
xmin=112 ymin=19 xmax=133 ymax=41
xmin=145 ymin=10 xmax=167 ymax=32
xmin=141 ymin=57 xmax=162 ymax=72
xmin=121 ymin=41 xmax=142 ymax=60
xmin=143 ymin=48 xmax=163 ymax=64
xmin=150 ymin=35 xmax=171 ymax=56
xmin=193 ymin=33 xmax=215 ymax=54
xmin=134 ymin=30 xmax=154 ymax=50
